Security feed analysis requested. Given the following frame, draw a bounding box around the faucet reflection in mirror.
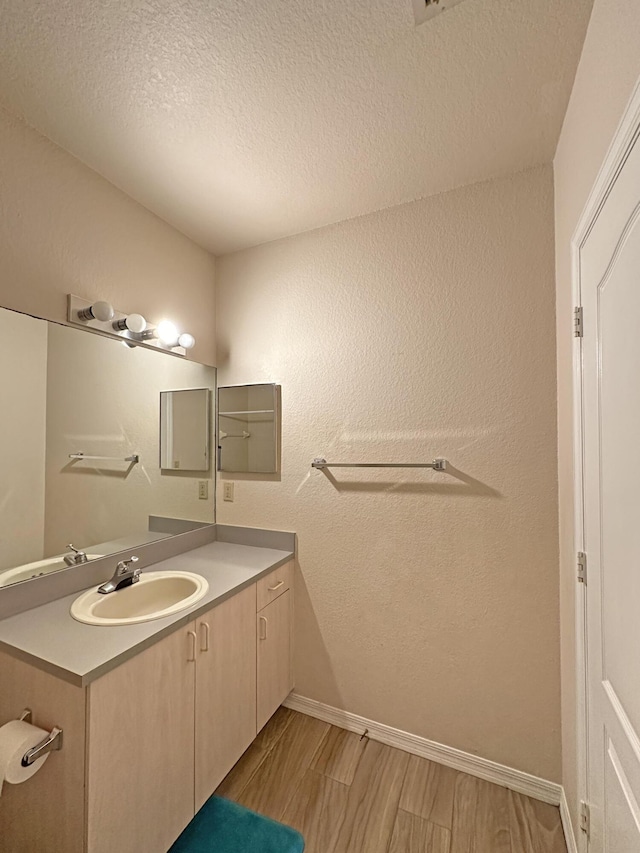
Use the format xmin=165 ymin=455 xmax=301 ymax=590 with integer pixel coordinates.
xmin=0 ymin=303 xmax=216 ymax=590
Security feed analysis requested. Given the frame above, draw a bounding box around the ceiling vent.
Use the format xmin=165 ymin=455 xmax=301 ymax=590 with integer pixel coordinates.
xmin=412 ymin=0 xmax=469 ymax=26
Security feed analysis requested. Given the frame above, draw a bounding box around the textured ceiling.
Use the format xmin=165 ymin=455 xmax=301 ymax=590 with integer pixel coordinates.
xmin=0 ymin=0 xmax=594 ymax=254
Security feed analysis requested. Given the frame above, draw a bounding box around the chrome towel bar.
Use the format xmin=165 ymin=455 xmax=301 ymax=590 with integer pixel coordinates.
xmin=69 ymin=452 xmax=139 ymax=463
xmin=312 ymin=457 xmax=448 ymax=471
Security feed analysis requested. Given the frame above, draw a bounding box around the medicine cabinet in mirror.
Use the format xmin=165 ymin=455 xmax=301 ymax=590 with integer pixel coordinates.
xmin=160 ymin=389 xmax=211 ymax=472
xmin=217 ymin=383 xmax=279 ymax=474
xmin=0 ymin=304 xmax=216 ymax=589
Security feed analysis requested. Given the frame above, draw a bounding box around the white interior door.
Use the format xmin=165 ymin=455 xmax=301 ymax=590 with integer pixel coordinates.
xmin=581 ymin=128 xmax=640 ymax=850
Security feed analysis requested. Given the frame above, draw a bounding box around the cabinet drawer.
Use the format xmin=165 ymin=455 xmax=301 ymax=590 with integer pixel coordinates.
xmin=256 ymin=561 xmax=293 ymax=612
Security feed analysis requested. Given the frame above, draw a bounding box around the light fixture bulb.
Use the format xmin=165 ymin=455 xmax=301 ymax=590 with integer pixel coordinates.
xmin=112 ymin=313 xmax=147 ymax=334
xmin=156 ymin=320 xmax=180 ymax=347
xmin=77 ymin=301 xmax=114 ymax=322
xmin=178 ymin=332 xmax=196 ymax=350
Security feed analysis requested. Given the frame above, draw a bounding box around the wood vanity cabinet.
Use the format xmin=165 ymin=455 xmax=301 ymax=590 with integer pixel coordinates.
xmin=0 ymin=654 xmax=87 ymax=853
xmin=194 ymin=583 xmax=257 ymax=809
xmin=88 ymin=584 xmax=258 ymax=851
xmin=257 ymin=563 xmax=294 ymax=733
xmin=0 ymin=561 xmax=294 ymax=853
xmin=86 ymin=624 xmax=196 ymax=853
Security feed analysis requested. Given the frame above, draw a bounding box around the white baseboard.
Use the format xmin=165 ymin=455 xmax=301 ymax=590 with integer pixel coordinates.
xmin=560 ymin=788 xmax=579 ymax=853
xmin=284 ymin=692 xmax=562 ymax=807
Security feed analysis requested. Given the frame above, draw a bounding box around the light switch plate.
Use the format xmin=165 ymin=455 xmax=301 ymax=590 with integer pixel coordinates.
xmin=198 ymin=481 xmax=208 ymax=500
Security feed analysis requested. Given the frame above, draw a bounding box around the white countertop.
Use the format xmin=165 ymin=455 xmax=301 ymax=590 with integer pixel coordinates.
xmin=0 ymin=541 xmax=293 ymax=687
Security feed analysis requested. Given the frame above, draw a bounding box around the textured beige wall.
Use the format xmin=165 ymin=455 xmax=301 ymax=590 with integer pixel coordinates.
xmin=216 ymin=165 xmax=561 ymax=781
xmin=0 ymin=107 xmax=216 ymax=365
xmin=554 ymin=0 xmax=640 ymax=835
xmin=0 ymin=308 xmax=47 ymax=570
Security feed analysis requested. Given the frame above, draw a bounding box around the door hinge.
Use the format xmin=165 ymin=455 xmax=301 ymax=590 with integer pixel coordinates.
xmin=574 ymin=306 xmax=584 ymax=338
xmin=577 ymin=551 xmax=587 ymax=584
xmin=580 ymin=800 xmax=590 ymax=837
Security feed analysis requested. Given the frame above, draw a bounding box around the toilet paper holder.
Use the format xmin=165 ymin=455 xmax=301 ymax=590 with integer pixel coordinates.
xmin=19 ymin=709 xmax=63 ymax=767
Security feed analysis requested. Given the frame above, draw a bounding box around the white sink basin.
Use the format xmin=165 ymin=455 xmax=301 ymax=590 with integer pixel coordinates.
xmin=0 ymin=554 xmax=104 ymax=587
xmin=70 ymin=571 xmax=209 ymax=626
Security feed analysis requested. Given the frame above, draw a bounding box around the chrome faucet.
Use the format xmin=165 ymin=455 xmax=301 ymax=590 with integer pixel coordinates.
xmin=97 ymin=556 xmax=141 ymax=595
xmin=63 ymin=544 xmax=88 ymax=567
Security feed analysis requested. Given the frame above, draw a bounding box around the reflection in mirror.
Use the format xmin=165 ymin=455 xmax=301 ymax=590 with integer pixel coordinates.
xmin=160 ymin=389 xmax=210 ymax=471
xmin=0 ymin=305 xmax=216 ymax=588
xmin=217 ymin=383 xmax=279 ymax=474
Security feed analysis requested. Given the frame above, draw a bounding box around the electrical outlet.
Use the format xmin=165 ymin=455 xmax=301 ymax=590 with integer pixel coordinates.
xmin=223 ymin=481 xmax=234 ymax=502
xmin=198 ymin=481 xmax=208 ymax=500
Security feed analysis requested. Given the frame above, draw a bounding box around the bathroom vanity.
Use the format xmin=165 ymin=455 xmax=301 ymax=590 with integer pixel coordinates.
xmin=0 ymin=299 xmax=293 ymax=852
xmin=0 ymin=539 xmax=294 ymax=853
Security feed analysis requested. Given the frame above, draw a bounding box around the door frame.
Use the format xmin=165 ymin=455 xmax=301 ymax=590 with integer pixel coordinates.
xmin=570 ymin=75 xmax=640 ymax=851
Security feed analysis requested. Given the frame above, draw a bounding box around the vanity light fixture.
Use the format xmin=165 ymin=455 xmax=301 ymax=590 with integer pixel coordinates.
xmin=112 ymin=313 xmax=147 ymax=334
xmin=135 ymin=322 xmax=196 ymax=351
xmin=156 ymin=320 xmax=180 ymax=347
xmin=134 ymin=328 xmax=154 ymax=340
xmin=68 ymin=295 xmax=193 ymax=357
xmin=76 ymin=301 xmax=114 ymax=322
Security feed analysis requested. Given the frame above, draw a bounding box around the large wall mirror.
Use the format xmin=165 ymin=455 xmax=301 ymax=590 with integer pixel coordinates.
xmin=0 ymin=305 xmax=216 ymax=589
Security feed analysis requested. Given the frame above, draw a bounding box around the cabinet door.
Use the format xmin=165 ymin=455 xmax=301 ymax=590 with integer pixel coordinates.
xmin=87 ymin=624 xmax=196 ymax=853
xmin=195 ymin=584 xmax=257 ymax=809
xmin=257 ymin=589 xmax=292 ymax=733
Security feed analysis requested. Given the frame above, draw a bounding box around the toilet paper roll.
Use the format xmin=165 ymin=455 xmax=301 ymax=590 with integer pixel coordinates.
xmin=0 ymin=720 xmax=50 ymax=796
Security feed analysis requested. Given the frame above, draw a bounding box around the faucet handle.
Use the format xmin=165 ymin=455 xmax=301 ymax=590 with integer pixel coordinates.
xmin=97 ymin=556 xmax=141 ymax=595
xmin=67 ymin=543 xmax=83 ymax=554
xmin=116 ymin=556 xmax=139 ymax=575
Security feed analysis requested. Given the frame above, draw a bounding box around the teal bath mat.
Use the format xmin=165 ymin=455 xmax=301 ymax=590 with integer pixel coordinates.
xmin=168 ymin=796 xmax=305 ymax=853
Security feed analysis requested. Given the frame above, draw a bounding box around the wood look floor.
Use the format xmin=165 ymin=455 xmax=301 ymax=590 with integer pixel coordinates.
xmin=216 ymin=709 xmax=567 ymax=853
